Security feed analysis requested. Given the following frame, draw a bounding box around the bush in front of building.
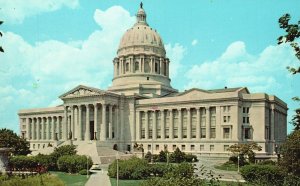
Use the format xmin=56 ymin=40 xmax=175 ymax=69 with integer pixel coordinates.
xmin=240 ymin=164 xmax=285 ymax=185
xmin=57 ymin=155 xmax=92 ymax=174
xmin=8 ymin=155 xmax=38 ymax=171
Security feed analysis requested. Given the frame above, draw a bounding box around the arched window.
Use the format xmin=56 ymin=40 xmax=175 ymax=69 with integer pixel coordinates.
xmin=135 ymin=62 xmax=139 ymax=72
xmin=155 ymin=62 xmax=158 ymax=73
xmin=144 ymin=60 xmax=150 ymax=73
xmin=126 ymin=62 xmax=129 ymax=72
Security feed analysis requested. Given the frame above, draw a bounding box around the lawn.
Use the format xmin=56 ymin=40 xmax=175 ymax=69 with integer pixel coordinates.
xmin=110 ymin=178 xmax=145 ymax=186
xmin=50 ymin=171 xmax=89 ymax=186
xmin=215 ymin=162 xmax=238 ymax=171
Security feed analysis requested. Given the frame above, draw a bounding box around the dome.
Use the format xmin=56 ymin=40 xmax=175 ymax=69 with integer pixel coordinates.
xmin=117 ymin=3 xmax=165 ymax=56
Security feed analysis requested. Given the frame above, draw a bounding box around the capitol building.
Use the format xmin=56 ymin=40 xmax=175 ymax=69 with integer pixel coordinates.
xmin=18 ymin=4 xmax=287 ymax=162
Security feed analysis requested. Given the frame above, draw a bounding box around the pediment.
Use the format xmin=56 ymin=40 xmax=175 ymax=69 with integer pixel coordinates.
xmin=59 ymin=85 xmax=104 ymax=99
xmin=178 ymin=88 xmax=210 ymax=98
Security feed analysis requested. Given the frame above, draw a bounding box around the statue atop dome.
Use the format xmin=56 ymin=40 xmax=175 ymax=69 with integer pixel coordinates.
xmin=140 ymin=2 xmax=143 ymax=9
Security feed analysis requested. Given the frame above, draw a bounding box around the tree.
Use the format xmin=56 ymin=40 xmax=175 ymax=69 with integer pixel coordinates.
xmin=0 ymin=21 xmax=3 ymax=52
xmin=278 ymin=14 xmax=300 ymax=130
xmin=227 ymin=142 xmax=262 ymax=164
xmin=0 ymin=128 xmax=31 ymax=155
xmin=50 ymin=144 xmax=77 ymax=162
xmin=279 ymin=130 xmax=300 ymax=176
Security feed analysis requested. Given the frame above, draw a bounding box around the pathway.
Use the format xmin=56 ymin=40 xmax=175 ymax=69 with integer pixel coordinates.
xmin=85 ymin=170 xmax=111 ymax=186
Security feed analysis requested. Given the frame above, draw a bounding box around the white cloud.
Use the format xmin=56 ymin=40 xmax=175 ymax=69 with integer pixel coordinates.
xmin=165 ymin=43 xmax=186 ymax=79
xmin=185 ymin=41 xmax=299 ymax=94
xmin=0 ymin=0 xmax=79 ymax=24
xmin=191 ymin=39 xmax=198 ymax=46
xmin=0 ymin=6 xmax=135 ymax=131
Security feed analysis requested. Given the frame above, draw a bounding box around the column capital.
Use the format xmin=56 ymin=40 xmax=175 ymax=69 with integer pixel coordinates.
xmin=93 ymin=102 xmax=98 ymax=107
xmin=205 ymin=106 xmax=210 ymax=110
xmin=78 ymin=105 xmax=82 ymax=110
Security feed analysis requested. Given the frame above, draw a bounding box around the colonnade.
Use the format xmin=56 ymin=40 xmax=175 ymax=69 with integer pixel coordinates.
xmin=113 ymin=56 xmax=170 ymax=77
xmin=25 ymin=116 xmax=62 ymax=141
xmin=136 ymin=107 xmax=219 ymax=140
xmin=63 ymin=103 xmax=118 ymax=141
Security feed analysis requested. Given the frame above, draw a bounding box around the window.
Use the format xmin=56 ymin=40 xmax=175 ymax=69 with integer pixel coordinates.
xmin=243 ymin=107 xmax=250 ymax=113
xmin=210 ymin=128 xmax=216 ymax=138
xmin=200 ymin=145 xmax=204 ymax=151
xmin=155 ymin=62 xmax=158 ymax=73
xmin=126 ymin=62 xmax=129 ymax=72
xmin=210 ymin=145 xmax=214 ymax=151
xmin=201 ymin=128 xmax=206 ymax=138
xmin=182 ymin=145 xmax=186 ymax=151
xmin=223 ymin=116 xmax=227 ymax=122
xmin=223 ymin=128 xmax=230 ymax=139
xmin=244 ymin=128 xmax=251 ymax=139
xmin=156 ymin=145 xmax=159 ymax=151
xmin=191 ymin=145 xmax=195 ymax=151
xmin=148 ymin=144 xmax=151 ymax=151
xmin=173 ymin=145 xmax=176 ymax=151
xmin=243 ymin=117 xmax=250 ymax=124
xmin=164 ymin=144 xmax=168 ymax=151
xmin=224 ymin=145 xmax=229 ymax=152
xmin=228 ymin=116 xmax=231 ymax=122
xmin=135 ymin=62 xmax=139 ymax=72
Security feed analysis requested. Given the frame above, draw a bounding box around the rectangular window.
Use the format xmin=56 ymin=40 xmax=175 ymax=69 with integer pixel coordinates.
xmin=245 ymin=128 xmax=251 ymax=139
xmin=243 ymin=117 xmax=249 ymax=124
xmin=182 ymin=145 xmax=186 ymax=151
xmin=223 ymin=116 xmax=227 ymax=122
xmin=223 ymin=128 xmax=230 ymax=139
xmin=227 ymin=106 xmax=231 ymax=112
xmin=243 ymin=107 xmax=250 ymax=113
xmin=227 ymin=116 xmax=231 ymax=122
xmin=210 ymin=128 xmax=216 ymax=138
xmin=173 ymin=145 xmax=176 ymax=151
xmin=156 ymin=145 xmax=159 ymax=151
xmin=191 ymin=145 xmax=195 ymax=151
xmin=201 ymin=128 xmax=206 ymax=138
xmin=223 ymin=106 xmax=226 ymax=112
xmin=224 ymin=145 xmax=229 ymax=152
xmin=200 ymin=145 xmax=204 ymax=151
xmin=210 ymin=145 xmax=214 ymax=151
xmin=182 ymin=109 xmax=187 ymax=138
xmin=148 ymin=144 xmax=151 ymax=151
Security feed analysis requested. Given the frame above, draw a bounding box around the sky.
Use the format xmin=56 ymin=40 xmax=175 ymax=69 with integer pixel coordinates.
xmin=0 ymin=0 xmax=299 ymax=134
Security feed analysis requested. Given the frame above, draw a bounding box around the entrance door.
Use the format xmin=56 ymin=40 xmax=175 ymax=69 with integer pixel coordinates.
xmin=90 ymin=121 xmax=94 ymax=140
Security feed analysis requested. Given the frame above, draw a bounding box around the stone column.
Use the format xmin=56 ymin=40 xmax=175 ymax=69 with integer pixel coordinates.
xmin=196 ymin=108 xmax=200 ymax=139
xmin=94 ymin=103 xmax=98 ymax=140
xmin=36 ymin=118 xmax=40 ymax=140
xmin=161 ymin=110 xmax=165 ymax=139
xmin=42 ymin=118 xmax=45 ymax=140
xmin=109 ymin=105 xmax=113 ymax=139
xmin=116 ymin=106 xmax=119 ymax=140
xmin=63 ymin=106 xmax=68 ymax=140
xmin=187 ymin=108 xmax=191 ymax=139
xmin=206 ymin=107 xmax=210 ymax=139
xmin=153 ymin=111 xmax=157 ymax=140
xmin=159 ymin=58 xmax=163 ymax=75
xmin=32 ymin=118 xmax=36 ymax=140
xmin=56 ymin=117 xmax=60 ymax=140
xmin=85 ymin=104 xmax=90 ymax=141
xmin=101 ymin=104 xmax=107 ymax=140
xmin=136 ymin=111 xmax=141 ymax=140
xmin=178 ymin=108 xmax=182 ymax=140
xmin=169 ymin=109 xmax=173 ymax=139
xmin=46 ymin=117 xmax=50 ymax=140
xmin=52 ymin=116 xmax=55 ymax=140
xmin=30 ymin=118 xmax=33 ymax=140
xmin=78 ymin=105 xmax=82 ymax=141
xmin=150 ymin=57 xmax=153 ymax=73
xmin=166 ymin=60 xmax=169 ymax=77
xmin=71 ymin=106 xmax=75 ymax=140
xmin=26 ymin=118 xmax=30 ymax=139
xmin=145 ymin=111 xmax=149 ymax=139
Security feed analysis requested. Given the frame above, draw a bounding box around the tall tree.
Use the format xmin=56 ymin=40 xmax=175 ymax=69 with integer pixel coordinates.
xmin=0 ymin=128 xmax=31 ymax=155
xmin=278 ymin=14 xmax=300 ymax=130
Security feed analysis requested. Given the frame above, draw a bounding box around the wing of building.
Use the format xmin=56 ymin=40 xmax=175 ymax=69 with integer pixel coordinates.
xmin=18 ymin=4 xmax=287 ymax=163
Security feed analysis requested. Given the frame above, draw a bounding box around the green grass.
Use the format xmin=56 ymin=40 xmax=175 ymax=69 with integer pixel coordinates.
xmin=215 ymin=162 xmax=239 ymax=171
xmin=110 ymin=178 xmax=145 ymax=186
xmin=0 ymin=174 xmax=64 ymax=186
xmin=50 ymin=171 xmax=89 ymax=186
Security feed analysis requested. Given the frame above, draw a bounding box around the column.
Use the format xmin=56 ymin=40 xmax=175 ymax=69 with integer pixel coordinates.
xmin=85 ymin=104 xmax=90 ymax=141
xmin=150 ymin=57 xmax=153 ymax=73
xmin=196 ymin=108 xmax=200 ymax=139
xmin=206 ymin=107 xmax=210 ymax=139
xmin=101 ymin=104 xmax=107 ymax=140
xmin=32 ymin=118 xmax=36 ymax=140
xmin=159 ymin=58 xmax=163 ymax=75
xmin=161 ymin=110 xmax=165 ymax=139
xmin=153 ymin=111 xmax=157 ymax=140
xmin=41 ymin=118 xmax=45 ymax=140
xmin=136 ymin=111 xmax=141 ymax=140
xmin=166 ymin=60 xmax=169 ymax=77
xmin=71 ymin=106 xmax=75 ymax=140
xmin=145 ymin=111 xmax=149 ymax=139
xmin=116 ymin=106 xmax=119 ymax=140
xmin=109 ymin=105 xmax=113 ymax=139
xmin=187 ymin=108 xmax=191 ymax=139
xmin=46 ymin=117 xmax=50 ymax=140
xmin=56 ymin=117 xmax=60 ymax=140
xmin=178 ymin=108 xmax=182 ymax=140
xmin=78 ymin=105 xmax=82 ymax=141
xmin=26 ymin=118 xmax=30 ymax=139
xmin=169 ymin=109 xmax=173 ymax=139
xmin=94 ymin=103 xmax=98 ymax=140
xmin=141 ymin=57 xmax=144 ymax=72
xmin=63 ymin=106 xmax=68 ymax=140
xmin=30 ymin=119 xmax=33 ymax=140
xmin=36 ymin=118 xmax=40 ymax=140
xmin=52 ymin=116 xmax=55 ymax=140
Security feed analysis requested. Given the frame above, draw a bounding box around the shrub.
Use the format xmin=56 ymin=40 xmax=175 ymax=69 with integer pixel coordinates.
xmin=257 ymin=160 xmax=276 ymax=165
xmin=157 ymin=150 xmax=168 ymax=162
xmin=144 ymin=151 xmax=152 ymax=162
xmin=185 ymin=154 xmax=198 ymax=162
xmin=79 ymin=169 xmax=89 ymax=175
xmin=165 ymin=162 xmax=194 ymax=179
xmin=8 ymin=156 xmax=38 ymax=171
xmin=240 ymin=164 xmax=285 ymax=185
xmin=141 ymin=176 xmax=205 ymax=186
xmin=51 ymin=145 xmax=77 ymax=162
xmin=57 ymin=155 xmax=92 ymax=173
xmin=150 ymin=163 xmax=173 ymax=177
xmin=169 ymin=148 xmax=185 ymax=163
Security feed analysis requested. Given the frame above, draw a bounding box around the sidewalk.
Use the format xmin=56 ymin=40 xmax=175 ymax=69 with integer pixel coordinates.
xmin=85 ymin=170 xmax=111 ymax=186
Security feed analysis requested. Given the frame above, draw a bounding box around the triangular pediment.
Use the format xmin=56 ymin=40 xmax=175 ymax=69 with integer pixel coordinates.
xmin=59 ymin=85 xmax=104 ymax=99
xmin=178 ymin=88 xmax=210 ymax=97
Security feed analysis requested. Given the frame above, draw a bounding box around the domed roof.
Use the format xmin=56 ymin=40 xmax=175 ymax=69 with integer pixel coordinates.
xmin=118 ymin=3 xmax=165 ymax=54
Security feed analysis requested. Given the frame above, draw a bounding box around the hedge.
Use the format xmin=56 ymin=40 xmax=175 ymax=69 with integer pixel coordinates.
xmin=57 ymin=155 xmax=92 ymax=173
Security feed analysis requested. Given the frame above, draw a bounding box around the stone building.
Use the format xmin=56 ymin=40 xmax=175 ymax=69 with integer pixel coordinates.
xmin=18 ymin=4 xmax=287 ymax=162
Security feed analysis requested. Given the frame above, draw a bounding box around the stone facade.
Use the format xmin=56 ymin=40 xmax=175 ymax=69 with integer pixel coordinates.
xmin=18 ymin=4 xmax=287 ymax=158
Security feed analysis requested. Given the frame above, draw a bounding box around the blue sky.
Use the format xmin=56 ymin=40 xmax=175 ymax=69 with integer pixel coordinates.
xmin=0 ymin=0 xmax=299 ymax=134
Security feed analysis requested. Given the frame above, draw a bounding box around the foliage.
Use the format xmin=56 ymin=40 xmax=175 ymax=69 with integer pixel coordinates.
xmin=215 ymin=161 xmax=238 ymax=171
xmin=257 ymin=160 xmax=276 ymax=165
xmin=185 ymin=153 xmax=198 ymax=162
xmin=51 ymin=145 xmax=77 ymax=163
xmin=50 ymin=171 xmax=89 ymax=186
xmin=157 ymin=150 xmax=168 ymax=162
xmin=34 ymin=153 xmax=56 ymax=171
xmin=8 ymin=156 xmax=38 ymax=172
xmin=169 ymin=148 xmax=186 ymax=163
xmin=0 ymin=128 xmax=31 ymax=155
xmin=141 ymin=176 xmax=205 ymax=186
xmin=78 ymin=169 xmax=89 ymax=175
xmin=227 ymin=142 xmax=262 ymax=163
xmin=57 ymin=155 xmax=92 ymax=173
xmin=283 ymin=174 xmax=300 ymax=186
xmin=291 ymin=108 xmax=300 ymax=131
xmin=144 ymin=151 xmax=152 ymax=162
xmin=108 ymin=156 xmax=150 ymax=180
xmin=240 ymin=164 xmax=285 ymax=186
xmin=164 ymin=162 xmax=194 ymax=178
xmin=0 ymin=174 xmax=64 ymax=186
xmin=279 ymin=130 xmax=300 ymax=176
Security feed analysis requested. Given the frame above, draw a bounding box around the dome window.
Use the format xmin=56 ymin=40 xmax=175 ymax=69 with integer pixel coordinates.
xmin=126 ymin=63 xmax=129 ymax=72
xmin=147 ymin=77 xmax=150 ymax=80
